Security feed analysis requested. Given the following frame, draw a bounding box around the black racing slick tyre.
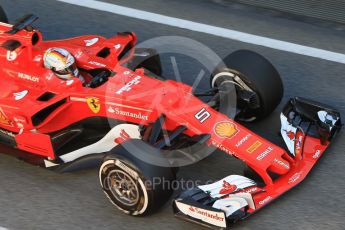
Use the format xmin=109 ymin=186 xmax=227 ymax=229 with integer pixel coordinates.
xmin=0 ymin=6 xmax=8 ymax=23
xmin=99 ymin=142 xmax=176 ymax=216
xmin=211 ymin=50 xmax=284 ymax=121
xmin=128 ymin=48 xmax=162 ymax=76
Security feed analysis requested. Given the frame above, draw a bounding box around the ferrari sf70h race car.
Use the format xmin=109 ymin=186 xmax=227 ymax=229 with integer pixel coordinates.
xmin=0 ymin=8 xmax=342 ymax=229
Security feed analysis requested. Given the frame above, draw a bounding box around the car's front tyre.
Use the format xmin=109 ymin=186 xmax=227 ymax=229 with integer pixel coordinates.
xmin=211 ymin=50 xmax=284 ymax=121
xmin=128 ymin=48 xmax=162 ymax=77
xmin=99 ymin=141 xmax=176 ymax=216
xmin=99 ymin=157 xmax=150 ymax=216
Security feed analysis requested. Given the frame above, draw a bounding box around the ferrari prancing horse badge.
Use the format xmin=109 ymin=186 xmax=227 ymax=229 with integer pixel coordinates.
xmin=87 ymin=97 xmax=101 ymax=113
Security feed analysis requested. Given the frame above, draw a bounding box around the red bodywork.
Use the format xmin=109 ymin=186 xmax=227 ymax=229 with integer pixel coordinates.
xmin=0 ymin=21 xmax=336 ymax=213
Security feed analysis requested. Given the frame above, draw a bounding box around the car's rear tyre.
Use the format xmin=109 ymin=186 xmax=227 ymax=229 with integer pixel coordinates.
xmin=211 ymin=50 xmax=284 ymax=121
xmin=128 ymin=48 xmax=162 ymax=77
xmin=99 ymin=143 xmax=176 ymax=216
xmin=0 ymin=6 xmax=8 ymax=23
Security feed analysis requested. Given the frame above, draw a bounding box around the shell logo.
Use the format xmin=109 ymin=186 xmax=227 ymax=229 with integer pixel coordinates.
xmin=214 ymin=121 xmax=238 ymax=138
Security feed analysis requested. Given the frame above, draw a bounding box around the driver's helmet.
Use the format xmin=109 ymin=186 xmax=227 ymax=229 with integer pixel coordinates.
xmin=43 ymin=48 xmax=79 ymax=80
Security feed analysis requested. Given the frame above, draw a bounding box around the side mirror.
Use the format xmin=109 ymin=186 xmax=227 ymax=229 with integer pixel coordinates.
xmin=6 ymin=14 xmax=39 ymax=34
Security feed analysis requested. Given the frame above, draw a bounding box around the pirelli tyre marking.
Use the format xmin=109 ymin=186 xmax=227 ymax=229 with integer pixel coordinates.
xmin=99 ymin=159 xmax=149 ymax=216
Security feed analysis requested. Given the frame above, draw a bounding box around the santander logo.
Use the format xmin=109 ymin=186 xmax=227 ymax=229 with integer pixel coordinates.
xmin=188 ymin=206 xmax=224 ymax=222
xmin=259 ymin=196 xmax=272 ymax=205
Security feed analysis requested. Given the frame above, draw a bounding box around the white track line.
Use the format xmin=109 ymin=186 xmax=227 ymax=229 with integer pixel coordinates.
xmin=57 ymin=0 xmax=345 ymax=64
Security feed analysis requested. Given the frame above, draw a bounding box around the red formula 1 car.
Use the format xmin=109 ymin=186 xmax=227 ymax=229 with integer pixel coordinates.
xmin=0 ymin=9 xmax=342 ymax=229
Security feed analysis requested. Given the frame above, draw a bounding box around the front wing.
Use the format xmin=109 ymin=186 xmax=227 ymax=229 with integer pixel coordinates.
xmin=173 ymin=97 xmax=342 ymax=229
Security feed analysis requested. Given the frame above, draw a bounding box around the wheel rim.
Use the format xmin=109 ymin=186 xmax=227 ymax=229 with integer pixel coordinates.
xmin=107 ymin=169 xmax=140 ymax=206
xmin=212 ymin=71 xmax=261 ymax=120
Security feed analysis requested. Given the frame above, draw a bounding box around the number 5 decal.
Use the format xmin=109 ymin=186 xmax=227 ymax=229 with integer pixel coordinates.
xmin=195 ymin=108 xmax=211 ymax=123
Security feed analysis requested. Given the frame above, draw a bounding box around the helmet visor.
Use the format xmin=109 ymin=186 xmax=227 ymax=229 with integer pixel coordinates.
xmin=55 ymin=63 xmax=78 ymax=76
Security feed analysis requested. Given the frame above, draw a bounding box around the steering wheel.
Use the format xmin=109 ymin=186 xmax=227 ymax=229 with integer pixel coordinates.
xmin=86 ymin=70 xmax=110 ymax=88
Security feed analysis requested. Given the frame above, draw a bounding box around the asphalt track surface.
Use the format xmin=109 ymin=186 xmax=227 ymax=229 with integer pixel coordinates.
xmin=0 ymin=0 xmax=345 ymax=229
